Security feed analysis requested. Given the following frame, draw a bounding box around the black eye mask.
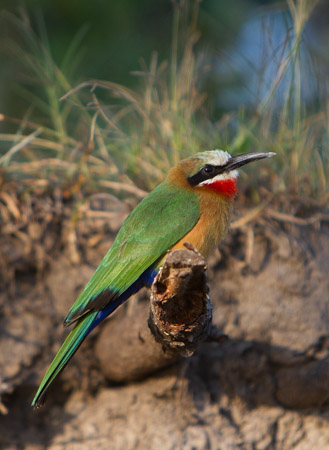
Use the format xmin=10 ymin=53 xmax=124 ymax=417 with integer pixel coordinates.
xmin=187 ymin=152 xmax=275 ymax=187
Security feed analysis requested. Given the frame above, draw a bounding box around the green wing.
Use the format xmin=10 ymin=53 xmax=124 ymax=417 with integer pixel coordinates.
xmin=64 ymin=181 xmax=200 ymax=325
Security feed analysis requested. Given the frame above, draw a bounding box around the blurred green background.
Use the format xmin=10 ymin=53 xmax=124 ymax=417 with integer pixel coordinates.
xmin=0 ymin=0 xmax=293 ymax=117
xmin=0 ymin=0 xmax=328 ymax=197
xmin=1 ymin=0 xmax=329 ymax=118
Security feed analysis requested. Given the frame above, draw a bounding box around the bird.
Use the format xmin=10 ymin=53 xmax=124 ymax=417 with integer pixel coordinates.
xmin=31 ymin=149 xmax=275 ymax=407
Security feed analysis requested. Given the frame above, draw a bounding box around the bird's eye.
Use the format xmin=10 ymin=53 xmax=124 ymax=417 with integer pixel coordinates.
xmin=202 ymin=165 xmax=215 ymax=175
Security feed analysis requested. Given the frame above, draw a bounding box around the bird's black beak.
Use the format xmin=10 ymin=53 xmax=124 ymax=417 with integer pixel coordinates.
xmin=224 ymin=152 xmax=276 ymax=172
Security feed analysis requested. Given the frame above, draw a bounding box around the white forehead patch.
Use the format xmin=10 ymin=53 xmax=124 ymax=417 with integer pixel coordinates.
xmin=196 ymin=149 xmax=232 ymax=166
xmin=195 ymin=149 xmax=238 ymax=186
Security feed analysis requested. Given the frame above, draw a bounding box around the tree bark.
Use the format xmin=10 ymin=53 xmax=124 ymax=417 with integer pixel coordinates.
xmin=95 ymin=245 xmax=227 ymax=382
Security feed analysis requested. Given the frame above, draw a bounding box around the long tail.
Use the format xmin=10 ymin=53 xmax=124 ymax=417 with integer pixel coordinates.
xmin=31 ymin=310 xmax=99 ymax=408
xmin=31 ymin=271 xmax=156 ymax=408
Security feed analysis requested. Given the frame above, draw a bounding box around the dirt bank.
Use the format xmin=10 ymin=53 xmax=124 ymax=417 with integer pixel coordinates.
xmin=1 ymin=192 xmax=329 ymax=449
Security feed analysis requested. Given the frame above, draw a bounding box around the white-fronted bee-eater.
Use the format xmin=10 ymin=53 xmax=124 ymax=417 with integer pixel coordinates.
xmin=32 ymin=149 xmax=275 ymax=407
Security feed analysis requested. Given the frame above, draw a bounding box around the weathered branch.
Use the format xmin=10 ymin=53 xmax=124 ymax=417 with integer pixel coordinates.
xmin=148 ymin=246 xmax=212 ymax=357
xmin=95 ymin=245 xmax=227 ymax=382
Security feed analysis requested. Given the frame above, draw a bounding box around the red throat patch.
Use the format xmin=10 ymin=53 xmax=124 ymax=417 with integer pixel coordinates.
xmin=205 ymin=178 xmax=238 ymax=198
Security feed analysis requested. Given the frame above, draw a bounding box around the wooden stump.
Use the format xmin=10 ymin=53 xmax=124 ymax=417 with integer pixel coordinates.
xmin=95 ymin=245 xmax=226 ymax=382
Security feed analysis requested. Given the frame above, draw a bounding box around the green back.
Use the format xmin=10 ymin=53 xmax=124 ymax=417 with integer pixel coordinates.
xmin=65 ymin=181 xmax=200 ymax=324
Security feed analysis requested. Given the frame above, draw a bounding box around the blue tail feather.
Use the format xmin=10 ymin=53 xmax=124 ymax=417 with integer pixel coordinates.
xmin=88 ymin=267 xmax=158 ymax=334
xmin=32 ymin=267 xmax=158 ymax=406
